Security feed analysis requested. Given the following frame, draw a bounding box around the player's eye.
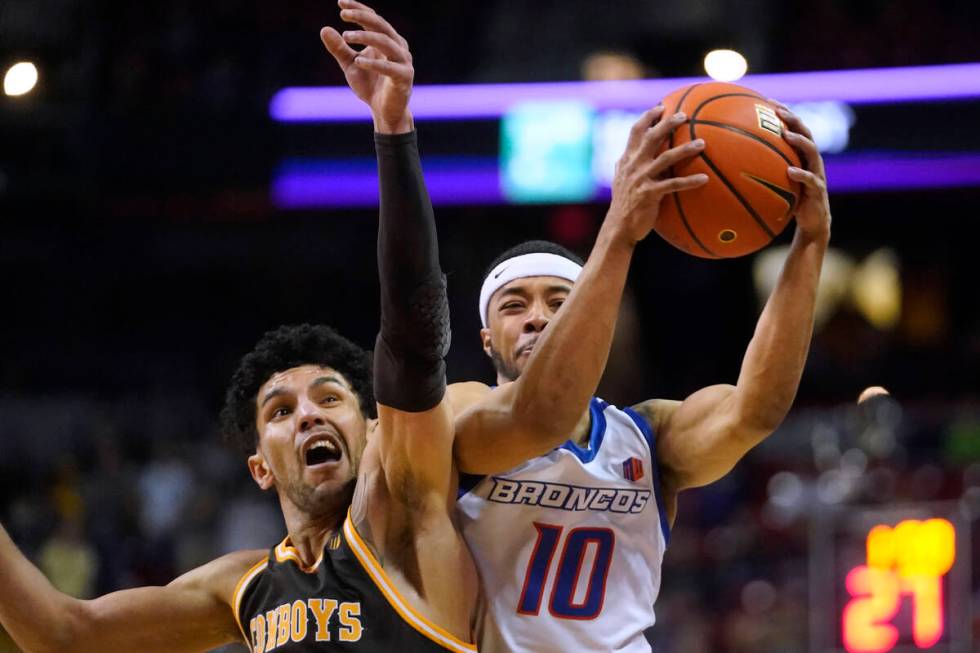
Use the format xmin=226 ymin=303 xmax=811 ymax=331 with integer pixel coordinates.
xmin=501 ymin=302 xmax=524 ymax=311
xmin=272 ymin=406 xmax=292 ymax=418
xmin=320 ymin=394 xmax=339 ymax=405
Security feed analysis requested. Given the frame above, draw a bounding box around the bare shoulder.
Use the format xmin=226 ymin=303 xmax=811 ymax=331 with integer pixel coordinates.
xmin=447 ymin=381 xmax=493 ymax=415
xmin=169 ymin=548 xmax=268 ymax=605
xmin=631 ymin=398 xmax=682 ymax=435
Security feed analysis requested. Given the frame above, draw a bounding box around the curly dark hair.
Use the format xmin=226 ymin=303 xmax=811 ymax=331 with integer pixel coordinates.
xmin=220 ymin=324 xmax=375 ymax=456
xmin=483 ymin=240 xmax=585 ymax=282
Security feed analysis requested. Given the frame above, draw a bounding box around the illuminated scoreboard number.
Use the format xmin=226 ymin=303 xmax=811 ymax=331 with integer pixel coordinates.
xmin=810 ymin=503 xmax=972 ymax=653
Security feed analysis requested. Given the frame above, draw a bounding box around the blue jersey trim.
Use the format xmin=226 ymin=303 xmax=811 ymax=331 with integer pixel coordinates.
xmin=622 ymin=406 xmax=671 ymax=546
xmin=455 ymin=398 xmax=608 ymax=496
xmin=560 ymin=398 xmax=607 ymax=463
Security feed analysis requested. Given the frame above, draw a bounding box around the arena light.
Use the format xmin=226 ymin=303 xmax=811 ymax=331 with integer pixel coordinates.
xmin=825 ymin=152 xmax=980 ymax=192
xmin=272 ymin=157 xmax=502 ymax=209
xmin=858 ymin=386 xmax=891 ymax=403
xmin=501 ymin=101 xmax=595 ymax=203
xmin=789 ymin=101 xmax=856 ymax=154
xmin=753 ymin=245 xmax=855 ymax=331
xmin=4 ymin=61 xmax=38 ymax=97
xmin=844 ymin=519 xmax=956 ymax=651
xmin=810 ymin=505 xmax=971 ymax=653
xmin=850 ymin=249 xmax=901 ymax=330
xmin=270 ymin=62 xmax=980 ymax=122
xmin=704 ymin=49 xmax=748 ymax=82
xmin=272 ymin=151 xmax=980 ymax=209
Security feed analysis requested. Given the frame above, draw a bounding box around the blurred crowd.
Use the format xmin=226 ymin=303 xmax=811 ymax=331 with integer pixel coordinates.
xmin=0 ymin=394 xmax=280 ymax=652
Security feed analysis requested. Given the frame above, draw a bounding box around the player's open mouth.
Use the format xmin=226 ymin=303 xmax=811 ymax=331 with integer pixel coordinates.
xmin=303 ymin=434 xmax=343 ymax=467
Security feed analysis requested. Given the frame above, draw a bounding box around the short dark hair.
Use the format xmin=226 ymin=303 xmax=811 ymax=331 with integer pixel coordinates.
xmin=220 ymin=324 xmax=375 ymax=456
xmin=483 ymin=240 xmax=585 ymax=282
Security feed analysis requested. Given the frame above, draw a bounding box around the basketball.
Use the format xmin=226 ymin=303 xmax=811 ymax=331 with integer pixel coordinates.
xmin=655 ymin=81 xmax=803 ymax=259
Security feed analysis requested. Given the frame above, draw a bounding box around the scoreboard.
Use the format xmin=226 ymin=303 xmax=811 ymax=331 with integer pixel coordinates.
xmin=810 ymin=503 xmax=972 ymax=653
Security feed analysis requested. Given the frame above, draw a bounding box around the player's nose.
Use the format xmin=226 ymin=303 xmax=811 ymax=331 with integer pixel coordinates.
xmin=297 ymin=400 xmax=326 ymax=431
xmin=522 ymin=308 xmax=549 ymax=333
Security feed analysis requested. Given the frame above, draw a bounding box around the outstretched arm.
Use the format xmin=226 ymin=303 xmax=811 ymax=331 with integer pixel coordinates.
xmin=638 ymin=104 xmax=832 ymax=492
xmin=453 ymin=108 xmax=709 ymax=474
xmin=0 ymin=523 xmax=258 ymax=653
xmin=322 ymin=3 xmax=474 ymax=639
xmin=322 ymin=0 xmax=451 ymax=499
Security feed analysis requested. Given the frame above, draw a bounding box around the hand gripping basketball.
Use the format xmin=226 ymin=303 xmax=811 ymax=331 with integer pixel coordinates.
xmin=654 ymin=82 xmax=807 ymax=258
xmin=605 ymin=106 xmax=709 ymax=245
xmin=770 ymin=99 xmax=833 ymax=243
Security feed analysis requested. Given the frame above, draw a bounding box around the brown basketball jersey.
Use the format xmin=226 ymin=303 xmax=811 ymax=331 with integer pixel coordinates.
xmin=233 ymin=513 xmax=475 ymax=653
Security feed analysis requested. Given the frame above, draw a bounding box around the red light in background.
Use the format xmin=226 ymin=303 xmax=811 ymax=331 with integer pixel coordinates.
xmin=843 ymin=566 xmax=900 ymax=653
xmin=842 ymin=519 xmax=956 ymax=653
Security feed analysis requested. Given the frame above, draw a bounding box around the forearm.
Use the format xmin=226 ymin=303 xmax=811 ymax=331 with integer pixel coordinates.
xmin=375 ymin=130 xmax=438 ymax=291
xmin=0 ymin=525 xmax=80 ymax=652
xmin=734 ymin=227 xmax=828 ymax=433
xmin=512 ymin=224 xmax=635 ymax=434
xmin=3 ymin=532 xmax=248 ymax=653
xmin=373 ymin=130 xmax=448 ymax=412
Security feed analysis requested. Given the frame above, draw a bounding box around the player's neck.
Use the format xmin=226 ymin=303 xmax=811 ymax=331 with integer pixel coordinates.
xmin=279 ymin=491 xmax=351 ymax=566
xmin=284 ymin=524 xmax=337 ymax=567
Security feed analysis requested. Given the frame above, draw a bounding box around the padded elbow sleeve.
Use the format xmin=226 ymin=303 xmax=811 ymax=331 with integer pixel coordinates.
xmin=373 ymin=274 xmax=451 ymax=412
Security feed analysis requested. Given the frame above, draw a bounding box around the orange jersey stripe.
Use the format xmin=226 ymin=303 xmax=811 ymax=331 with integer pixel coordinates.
xmin=232 ymin=558 xmax=270 ymax=650
xmin=274 ymin=537 xmax=325 ymax=573
xmin=343 ymin=512 xmax=476 ymax=653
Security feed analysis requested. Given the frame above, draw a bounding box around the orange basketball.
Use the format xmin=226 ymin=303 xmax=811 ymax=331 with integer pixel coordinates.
xmin=655 ymin=81 xmax=802 ymax=259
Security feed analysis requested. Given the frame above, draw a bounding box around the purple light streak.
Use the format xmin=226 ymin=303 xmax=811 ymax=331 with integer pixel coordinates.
xmin=271 ymin=152 xmax=980 ymax=210
xmin=272 ymin=158 xmax=501 ymax=209
xmin=824 ymin=152 xmax=980 ymax=192
xmin=270 ymin=63 xmax=980 ymax=123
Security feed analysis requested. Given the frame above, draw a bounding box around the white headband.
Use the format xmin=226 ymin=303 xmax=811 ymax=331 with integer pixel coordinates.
xmin=479 ymin=252 xmax=583 ymax=327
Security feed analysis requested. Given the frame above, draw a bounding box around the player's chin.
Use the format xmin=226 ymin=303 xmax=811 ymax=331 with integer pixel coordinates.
xmin=306 ymin=472 xmax=355 ymax=511
xmin=513 ymin=352 xmax=532 ymax=373
xmin=303 ymin=456 xmax=349 ymax=486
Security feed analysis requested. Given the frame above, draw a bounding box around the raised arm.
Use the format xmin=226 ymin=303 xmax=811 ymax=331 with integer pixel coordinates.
xmin=0 ymin=523 xmax=259 ymax=653
xmin=638 ymin=104 xmax=831 ymax=493
xmin=321 ymin=0 xmax=452 ymax=497
xmin=321 ymin=5 xmax=476 ymax=639
xmin=453 ymin=108 xmax=709 ymax=474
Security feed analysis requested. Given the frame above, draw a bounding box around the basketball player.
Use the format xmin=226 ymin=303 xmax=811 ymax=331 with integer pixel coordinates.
xmin=0 ymin=2 xmax=477 ymax=651
xmin=450 ymin=103 xmax=831 ymax=651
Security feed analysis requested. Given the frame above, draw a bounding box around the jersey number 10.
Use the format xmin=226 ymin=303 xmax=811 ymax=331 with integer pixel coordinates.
xmin=517 ymin=523 xmax=615 ymax=620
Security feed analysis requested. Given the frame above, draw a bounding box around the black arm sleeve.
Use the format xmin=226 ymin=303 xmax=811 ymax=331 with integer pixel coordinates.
xmin=373 ymin=130 xmax=451 ymax=412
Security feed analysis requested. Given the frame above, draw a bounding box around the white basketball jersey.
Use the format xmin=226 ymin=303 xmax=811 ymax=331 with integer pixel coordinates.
xmin=457 ymin=398 xmax=670 ymax=653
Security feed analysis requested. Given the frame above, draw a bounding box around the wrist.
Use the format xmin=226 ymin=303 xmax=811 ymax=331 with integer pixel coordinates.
xmin=374 ymin=111 xmax=414 ymax=135
xmin=595 ymin=221 xmax=638 ymax=254
xmin=795 ymin=223 xmax=831 ymax=247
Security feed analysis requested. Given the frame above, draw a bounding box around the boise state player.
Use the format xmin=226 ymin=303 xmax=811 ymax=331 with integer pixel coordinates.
xmin=0 ymin=3 xmax=477 ymax=651
xmin=451 ymin=104 xmax=831 ymax=651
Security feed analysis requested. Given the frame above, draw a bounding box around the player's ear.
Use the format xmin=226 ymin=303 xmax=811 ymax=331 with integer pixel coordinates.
xmin=247 ymin=451 xmax=275 ymax=490
xmin=365 ymin=417 xmax=379 ymax=438
xmin=480 ymin=327 xmax=493 ymax=358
